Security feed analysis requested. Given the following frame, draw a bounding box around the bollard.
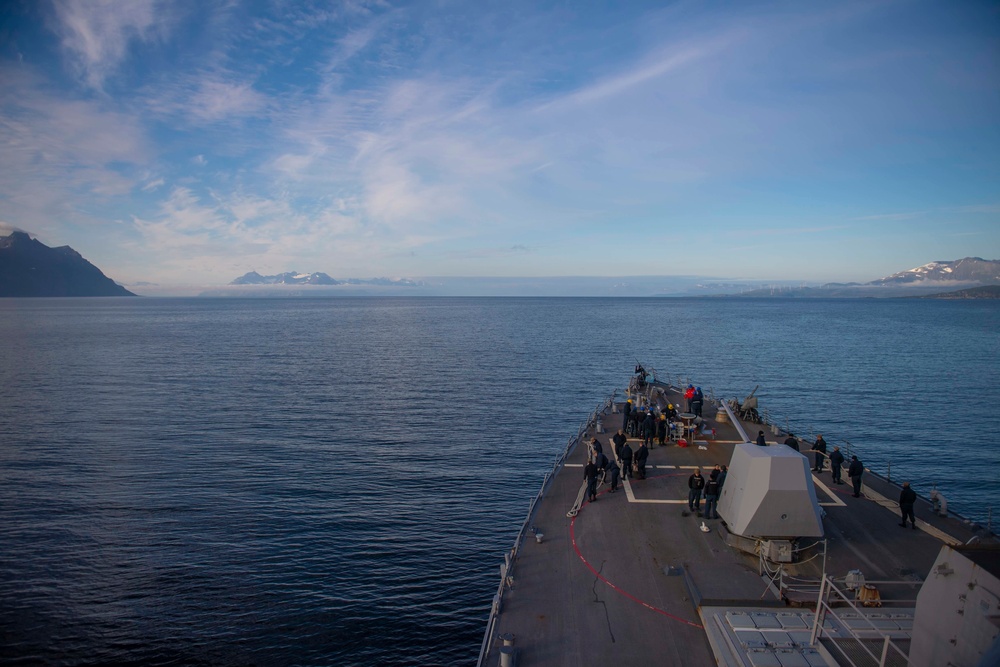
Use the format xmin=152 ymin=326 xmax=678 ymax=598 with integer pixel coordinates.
xmin=596 ymin=418 xmax=604 ymax=434
xmin=499 ymin=646 xmax=515 ymax=667
xmin=500 ymin=633 xmax=515 ymax=647
xmin=535 ymin=532 xmax=544 ymax=544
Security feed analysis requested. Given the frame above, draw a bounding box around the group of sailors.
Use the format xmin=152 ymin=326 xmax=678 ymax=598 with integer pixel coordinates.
xmin=621 ymin=388 xmax=707 ymax=447
xmin=583 ymin=426 xmax=655 ymax=502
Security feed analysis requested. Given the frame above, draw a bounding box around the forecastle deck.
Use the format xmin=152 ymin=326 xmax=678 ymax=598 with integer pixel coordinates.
xmin=478 ymin=379 xmax=989 ymax=667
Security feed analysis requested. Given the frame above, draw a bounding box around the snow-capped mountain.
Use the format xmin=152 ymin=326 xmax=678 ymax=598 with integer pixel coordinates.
xmin=231 ymin=271 xmax=340 ymax=285
xmin=229 ymin=271 xmax=422 ymax=287
xmin=868 ymin=257 xmax=1000 ymax=286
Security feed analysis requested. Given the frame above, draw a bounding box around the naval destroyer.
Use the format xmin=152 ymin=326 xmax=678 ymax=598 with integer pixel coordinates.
xmin=477 ymin=365 xmax=1000 ymax=667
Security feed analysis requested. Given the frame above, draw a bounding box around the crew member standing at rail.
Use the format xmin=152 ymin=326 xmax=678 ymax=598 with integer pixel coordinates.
xmin=813 ymin=434 xmax=827 ymax=472
xmin=684 ymin=385 xmax=695 ymax=412
xmin=622 ymin=399 xmax=632 ymax=435
xmin=756 ymin=430 xmax=767 ymax=446
xmin=848 ymin=455 xmax=864 ymax=498
xmin=784 ymin=433 xmax=799 ymax=452
xmin=899 ymin=482 xmax=917 ymax=529
xmin=829 ymin=446 xmax=845 ymax=484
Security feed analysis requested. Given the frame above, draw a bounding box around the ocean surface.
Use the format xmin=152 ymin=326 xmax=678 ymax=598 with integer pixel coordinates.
xmin=1 ymin=297 xmax=998 ymax=666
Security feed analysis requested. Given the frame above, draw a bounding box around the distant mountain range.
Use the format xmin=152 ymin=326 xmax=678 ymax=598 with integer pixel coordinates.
xmin=0 ymin=231 xmax=135 ymax=297
xmin=230 ymin=271 xmax=422 ymax=287
xmin=731 ymin=258 xmax=1000 ymax=298
xmin=3 ymin=230 xmax=996 ymax=299
xmin=919 ymin=285 xmax=1000 ymax=299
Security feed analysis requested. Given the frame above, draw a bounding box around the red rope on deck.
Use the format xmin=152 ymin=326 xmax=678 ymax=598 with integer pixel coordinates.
xmin=570 ymin=485 xmax=705 ymax=630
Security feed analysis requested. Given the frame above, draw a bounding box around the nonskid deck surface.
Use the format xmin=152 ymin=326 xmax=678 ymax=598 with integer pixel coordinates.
xmin=484 ymin=385 xmax=981 ymax=667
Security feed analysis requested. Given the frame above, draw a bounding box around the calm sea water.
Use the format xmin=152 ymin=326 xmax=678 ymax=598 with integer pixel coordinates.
xmin=1 ymin=297 xmax=997 ymax=665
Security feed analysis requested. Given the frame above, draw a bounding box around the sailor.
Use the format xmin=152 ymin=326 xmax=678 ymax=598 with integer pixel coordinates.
xmin=848 ymin=455 xmax=864 ymax=498
xmin=641 ymin=412 xmax=655 ymax=448
xmin=899 ymin=482 xmax=917 ymax=528
xmin=784 ymin=433 xmax=800 ymax=452
xmin=688 ymin=468 xmax=705 ymax=513
xmin=692 ymin=387 xmax=704 ymax=417
xmin=634 ymin=441 xmax=649 ymax=480
xmin=829 ymin=446 xmax=845 ymax=484
xmin=620 ymin=441 xmax=633 ymax=480
xmin=622 ymin=399 xmax=632 ymax=434
xmin=756 ymin=430 xmax=767 ymax=446
xmin=627 ymin=407 xmax=640 ymax=437
xmin=590 ymin=437 xmax=603 ymax=456
xmin=812 ymin=434 xmax=828 ymax=472
xmin=684 ymin=385 xmax=695 ymax=412
xmin=608 ymin=453 xmax=620 ymax=493
xmin=665 ymin=403 xmax=678 ymax=421
xmin=593 ymin=448 xmax=608 ymax=473
xmin=656 ymin=414 xmax=667 ymax=447
xmin=584 ymin=456 xmax=599 ymax=503
xmin=717 ymin=464 xmax=728 ymax=492
xmin=612 ymin=429 xmax=627 ymax=459
xmin=704 ymin=470 xmax=721 ymax=520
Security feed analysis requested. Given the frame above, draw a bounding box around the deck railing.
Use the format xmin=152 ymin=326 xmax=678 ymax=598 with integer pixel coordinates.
xmin=748 ymin=405 xmax=993 ymax=538
xmin=809 ymin=575 xmax=918 ymax=667
xmin=475 ymin=390 xmax=617 ymax=667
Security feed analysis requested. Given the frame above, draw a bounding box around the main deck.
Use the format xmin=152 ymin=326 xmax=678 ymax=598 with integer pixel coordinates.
xmin=479 ymin=379 xmax=986 ymax=666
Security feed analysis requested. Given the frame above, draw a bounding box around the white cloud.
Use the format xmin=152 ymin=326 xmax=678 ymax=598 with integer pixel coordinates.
xmin=536 ymin=41 xmax=726 ymax=112
xmin=140 ymin=177 xmax=165 ymax=191
xmin=0 ymin=68 xmax=148 ymax=232
xmin=145 ymin=73 xmax=269 ymax=123
xmin=49 ymin=0 xmax=164 ymax=88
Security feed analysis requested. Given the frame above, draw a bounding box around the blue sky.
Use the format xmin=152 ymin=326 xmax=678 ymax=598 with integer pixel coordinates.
xmin=1 ymin=0 xmax=998 ymax=292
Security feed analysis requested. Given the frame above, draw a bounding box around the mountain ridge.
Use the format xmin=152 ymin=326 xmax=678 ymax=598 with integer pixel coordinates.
xmin=730 ymin=257 xmax=1000 ymax=298
xmin=230 ymin=270 xmax=422 ymax=288
xmin=0 ymin=231 xmax=135 ymax=297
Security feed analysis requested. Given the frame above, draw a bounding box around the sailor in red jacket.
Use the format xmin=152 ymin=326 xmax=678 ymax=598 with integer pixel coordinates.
xmin=684 ymin=385 xmax=695 ymax=412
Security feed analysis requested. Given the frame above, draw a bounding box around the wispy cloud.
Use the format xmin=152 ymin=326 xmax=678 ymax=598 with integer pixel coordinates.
xmin=49 ymin=0 xmax=165 ymax=89
xmin=534 ymin=32 xmax=739 ymax=113
xmin=852 ymin=212 xmax=922 ymax=221
xmin=956 ymin=204 xmax=1000 ymax=214
xmin=2 ymin=1 xmax=996 ymax=287
xmin=0 ymin=68 xmax=148 ymax=232
xmin=144 ymin=72 xmax=269 ymax=123
xmin=739 ymin=225 xmax=853 ymax=238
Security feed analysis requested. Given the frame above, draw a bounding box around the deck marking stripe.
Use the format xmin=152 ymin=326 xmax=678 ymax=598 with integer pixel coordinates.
xmin=570 ymin=498 xmax=704 ymax=630
xmin=811 ymin=475 xmax=847 ymax=507
xmin=857 ymin=485 xmax=961 ymax=546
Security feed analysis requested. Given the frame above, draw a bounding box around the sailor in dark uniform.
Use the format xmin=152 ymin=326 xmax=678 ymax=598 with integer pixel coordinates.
xmin=848 ymin=455 xmax=864 ymax=497
xmin=812 ymin=434 xmax=827 ymax=472
xmin=634 ymin=442 xmax=648 ymax=480
xmin=899 ymin=482 xmax=917 ymax=528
